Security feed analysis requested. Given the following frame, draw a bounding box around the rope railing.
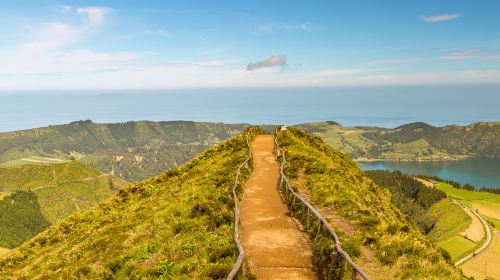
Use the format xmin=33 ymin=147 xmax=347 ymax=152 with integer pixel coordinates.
xmin=226 ymin=130 xmax=253 ymax=280
xmin=274 ymin=126 xmax=371 ymax=280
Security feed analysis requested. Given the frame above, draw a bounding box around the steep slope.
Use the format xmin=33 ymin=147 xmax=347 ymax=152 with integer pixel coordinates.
xmin=297 ymin=121 xmax=500 ymax=160
xmin=0 ymin=162 xmax=128 ymax=248
xmin=0 ymin=130 xmax=256 ymax=279
xmin=277 ymin=128 xmax=463 ymax=279
xmin=0 ymin=120 xmax=249 ymax=181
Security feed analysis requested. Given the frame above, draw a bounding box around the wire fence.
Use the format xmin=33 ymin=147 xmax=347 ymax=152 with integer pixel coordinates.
xmin=226 ymin=130 xmax=253 ymax=280
xmin=274 ymin=126 xmax=371 ymax=280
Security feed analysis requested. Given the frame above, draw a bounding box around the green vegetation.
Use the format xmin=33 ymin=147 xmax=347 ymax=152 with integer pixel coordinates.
xmin=0 ymin=120 xmax=249 ymax=181
xmin=365 ymin=170 xmax=446 ymax=234
xmin=427 ymin=199 xmax=471 ymax=243
xmin=438 ymin=236 xmax=476 ymax=261
xmin=363 ymin=171 xmax=474 ymax=262
xmin=277 ymin=128 xmax=462 ymax=279
xmin=0 ymin=191 xmax=50 ymax=248
xmin=0 ymin=161 xmax=127 ymax=248
xmin=297 ymin=121 xmax=500 ymax=160
xmin=0 ymin=129 xmax=260 ymax=279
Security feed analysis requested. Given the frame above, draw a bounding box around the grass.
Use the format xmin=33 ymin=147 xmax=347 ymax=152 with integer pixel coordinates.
xmin=0 ymin=128 xmax=262 ymax=279
xmin=427 ymin=199 xmax=471 ymax=243
xmin=437 ymin=236 xmax=477 ymax=262
xmin=0 ymin=161 xmax=128 ymax=248
xmin=277 ymin=128 xmax=463 ymax=279
xmin=434 ymin=183 xmax=494 ymax=200
xmin=297 ymin=121 xmax=500 ymax=160
xmin=0 ymin=120 xmax=250 ymax=181
xmin=435 ymin=182 xmax=500 ymax=220
xmin=432 ymin=181 xmax=500 ymax=278
xmin=0 ymin=191 xmax=50 ymax=248
xmin=460 ymin=227 xmax=500 ymax=280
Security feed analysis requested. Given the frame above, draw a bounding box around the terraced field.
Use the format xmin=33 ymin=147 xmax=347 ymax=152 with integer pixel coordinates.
xmin=433 ymin=182 xmax=500 ymax=278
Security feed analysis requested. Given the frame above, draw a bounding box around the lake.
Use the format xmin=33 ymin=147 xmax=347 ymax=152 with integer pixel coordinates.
xmin=359 ymin=158 xmax=500 ymax=189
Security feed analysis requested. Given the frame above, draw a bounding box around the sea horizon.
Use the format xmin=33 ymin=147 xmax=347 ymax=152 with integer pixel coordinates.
xmin=1 ymin=86 xmax=499 ymax=133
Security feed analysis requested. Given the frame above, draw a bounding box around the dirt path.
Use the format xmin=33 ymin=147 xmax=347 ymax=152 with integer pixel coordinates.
xmin=240 ymin=135 xmax=318 ymax=279
xmin=454 ymin=200 xmax=492 ymax=266
xmin=460 ymin=206 xmax=485 ymax=242
xmin=460 ymin=229 xmax=500 ymax=279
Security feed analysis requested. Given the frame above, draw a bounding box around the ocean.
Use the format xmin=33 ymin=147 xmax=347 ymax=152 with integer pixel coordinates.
xmin=0 ymin=86 xmax=499 ymax=132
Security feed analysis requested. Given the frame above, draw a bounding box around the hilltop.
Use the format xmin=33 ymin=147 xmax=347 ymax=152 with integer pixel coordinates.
xmin=0 ymin=161 xmax=127 ymax=248
xmin=297 ymin=121 xmax=500 ymax=161
xmin=277 ymin=128 xmax=462 ymax=279
xmin=0 ymin=120 xmax=249 ymax=181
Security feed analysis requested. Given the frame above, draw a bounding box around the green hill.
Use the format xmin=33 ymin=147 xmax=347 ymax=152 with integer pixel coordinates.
xmin=0 ymin=129 xmax=259 ymax=279
xmin=0 ymin=120 xmax=249 ymax=181
xmin=297 ymin=121 xmax=500 ymax=160
xmin=0 ymin=161 xmax=128 ymax=248
xmin=277 ymin=128 xmax=462 ymax=279
xmin=0 ymin=191 xmax=50 ymax=248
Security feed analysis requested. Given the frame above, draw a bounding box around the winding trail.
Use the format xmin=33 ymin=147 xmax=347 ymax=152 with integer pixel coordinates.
xmin=239 ymin=135 xmax=318 ymax=279
xmin=454 ymin=200 xmax=492 ymax=266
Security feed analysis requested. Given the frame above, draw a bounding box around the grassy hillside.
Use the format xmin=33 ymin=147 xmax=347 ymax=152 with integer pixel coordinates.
xmin=0 ymin=129 xmax=258 ymax=279
xmin=427 ymin=199 xmax=471 ymax=243
xmin=0 ymin=161 xmax=127 ymax=248
xmin=277 ymin=128 xmax=463 ymax=279
xmin=364 ymin=170 xmax=446 ymax=234
xmin=297 ymin=121 xmax=500 ymax=160
xmin=0 ymin=192 xmax=50 ymax=248
xmin=0 ymin=120 xmax=249 ymax=181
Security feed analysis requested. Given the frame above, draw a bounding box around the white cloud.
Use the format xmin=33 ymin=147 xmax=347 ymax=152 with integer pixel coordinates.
xmin=359 ymin=70 xmax=500 ymax=85
xmin=77 ymin=7 xmax=112 ymax=27
xmin=421 ymin=13 xmax=460 ymax=23
xmin=247 ymin=55 xmax=287 ymax=71
xmin=441 ymin=49 xmax=500 ymax=61
xmin=253 ymin=21 xmax=319 ymax=34
xmin=364 ymin=58 xmax=419 ymax=65
xmin=0 ymin=6 xmax=130 ymax=76
xmin=190 ymin=59 xmax=239 ymax=67
xmin=146 ymin=29 xmax=173 ymax=38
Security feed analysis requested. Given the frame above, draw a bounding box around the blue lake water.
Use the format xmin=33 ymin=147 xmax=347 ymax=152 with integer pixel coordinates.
xmin=0 ymin=86 xmax=499 ymax=132
xmin=359 ymin=158 xmax=500 ymax=189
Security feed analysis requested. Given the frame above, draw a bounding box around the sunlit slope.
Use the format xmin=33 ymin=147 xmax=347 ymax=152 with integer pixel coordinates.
xmin=297 ymin=121 xmax=500 ymax=160
xmin=0 ymin=120 xmax=249 ymax=181
xmin=0 ymin=161 xmax=128 ymax=248
xmin=277 ymin=128 xmax=463 ymax=279
xmin=0 ymin=132 xmax=254 ymax=279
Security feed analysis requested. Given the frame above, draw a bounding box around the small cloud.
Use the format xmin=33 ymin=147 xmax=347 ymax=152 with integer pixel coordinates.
xmin=77 ymin=6 xmax=113 ymax=26
xmin=190 ymin=59 xmax=239 ymax=67
xmin=247 ymin=55 xmax=287 ymax=71
xmin=146 ymin=29 xmax=173 ymax=38
xmin=440 ymin=48 xmax=500 ymax=61
xmin=253 ymin=21 xmax=319 ymax=34
xmin=364 ymin=58 xmax=419 ymax=65
xmin=421 ymin=13 xmax=460 ymax=23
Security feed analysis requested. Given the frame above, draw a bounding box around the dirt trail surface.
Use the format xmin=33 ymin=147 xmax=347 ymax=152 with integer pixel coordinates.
xmin=240 ymin=135 xmax=318 ymax=279
xmin=460 ymin=206 xmax=485 ymax=242
xmin=460 ymin=229 xmax=500 ymax=279
xmin=454 ymin=200 xmax=492 ymax=266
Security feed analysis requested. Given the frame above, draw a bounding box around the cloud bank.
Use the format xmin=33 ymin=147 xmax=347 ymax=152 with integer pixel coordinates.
xmin=247 ymin=55 xmax=287 ymax=71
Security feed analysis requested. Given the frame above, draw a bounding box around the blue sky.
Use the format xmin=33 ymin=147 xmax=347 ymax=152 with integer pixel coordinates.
xmin=0 ymin=0 xmax=499 ymax=90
